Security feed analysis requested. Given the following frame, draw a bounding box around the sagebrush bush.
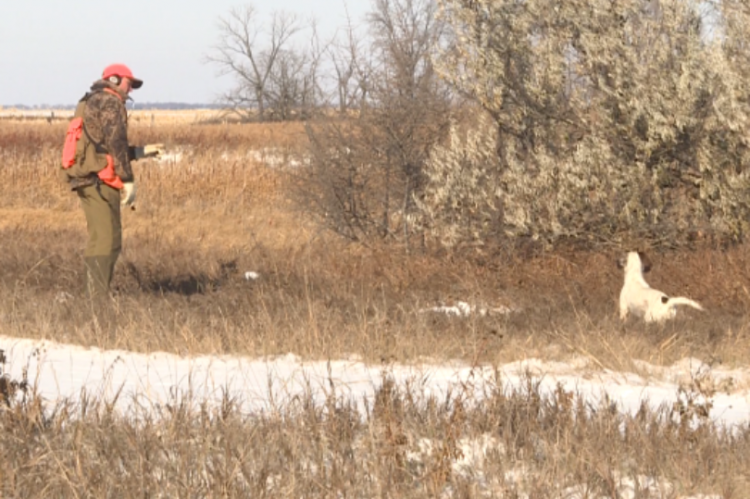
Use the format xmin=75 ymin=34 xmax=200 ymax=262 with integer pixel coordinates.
xmin=424 ymin=0 xmax=750 ymax=248
xmin=413 ymin=114 xmax=504 ymax=248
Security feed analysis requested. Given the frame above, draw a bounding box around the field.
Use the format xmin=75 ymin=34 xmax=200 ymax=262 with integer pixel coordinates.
xmin=1 ymin=117 xmax=749 ymax=497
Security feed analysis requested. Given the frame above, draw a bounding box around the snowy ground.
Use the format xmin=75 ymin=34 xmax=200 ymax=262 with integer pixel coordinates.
xmin=0 ymin=335 xmax=742 ymax=498
xmin=1 ymin=335 xmax=748 ymax=430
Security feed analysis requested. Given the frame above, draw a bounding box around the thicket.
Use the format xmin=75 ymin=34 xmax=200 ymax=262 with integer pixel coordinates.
xmin=417 ymin=0 xmax=750 ymax=250
xmin=301 ymin=0 xmax=750 ymax=251
xmin=301 ymin=0 xmax=452 ymax=247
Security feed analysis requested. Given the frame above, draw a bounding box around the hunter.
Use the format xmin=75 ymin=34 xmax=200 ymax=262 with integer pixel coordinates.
xmin=62 ymin=63 xmax=164 ymax=298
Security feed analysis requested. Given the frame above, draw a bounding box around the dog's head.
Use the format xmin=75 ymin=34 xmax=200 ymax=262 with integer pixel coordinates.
xmin=617 ymin=251 xmax=652 ymax=275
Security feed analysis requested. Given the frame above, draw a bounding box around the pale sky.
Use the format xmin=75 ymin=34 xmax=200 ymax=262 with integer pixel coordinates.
xmin=0 ymin=1 xmax=372 ymax=106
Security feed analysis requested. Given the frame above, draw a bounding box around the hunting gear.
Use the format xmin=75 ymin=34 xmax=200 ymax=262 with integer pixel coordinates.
xmin=61 ymin=63 xmax=164 ymax=298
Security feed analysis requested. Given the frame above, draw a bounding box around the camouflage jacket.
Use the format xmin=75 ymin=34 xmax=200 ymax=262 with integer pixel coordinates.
xmin=69 ymin=80 xmax=135 ymax=189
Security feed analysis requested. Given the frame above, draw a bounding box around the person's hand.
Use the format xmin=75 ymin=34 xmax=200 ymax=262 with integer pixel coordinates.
xmin=121 ymin=181 xmax=137 ymax=208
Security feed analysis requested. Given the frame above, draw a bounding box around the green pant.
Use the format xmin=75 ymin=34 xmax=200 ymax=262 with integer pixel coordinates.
xmin=77 ymin=183 xmax=122 ymax=298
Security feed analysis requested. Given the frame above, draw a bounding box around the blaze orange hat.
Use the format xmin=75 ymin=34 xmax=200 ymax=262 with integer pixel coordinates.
xmin=102 ymin=63 xmax=143 ymax=89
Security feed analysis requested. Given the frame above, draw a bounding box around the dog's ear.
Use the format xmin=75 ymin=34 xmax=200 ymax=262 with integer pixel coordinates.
xmin=638 ymin=251 xmax=652 ymax=273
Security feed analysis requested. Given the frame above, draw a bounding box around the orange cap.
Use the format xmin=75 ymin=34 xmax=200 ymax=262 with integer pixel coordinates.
xmin=102 ymin=63 xmax=143 ymax=89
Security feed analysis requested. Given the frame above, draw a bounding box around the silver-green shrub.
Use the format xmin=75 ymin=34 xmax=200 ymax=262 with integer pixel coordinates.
xmin=417 ymin=0 xmax=750 ymax=248
xmin=414 ymin=114 xmax=504 ymax=248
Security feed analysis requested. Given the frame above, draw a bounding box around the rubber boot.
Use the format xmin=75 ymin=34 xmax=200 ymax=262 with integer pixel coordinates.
xmin=84 ymin=255 xmax=114 ymax=300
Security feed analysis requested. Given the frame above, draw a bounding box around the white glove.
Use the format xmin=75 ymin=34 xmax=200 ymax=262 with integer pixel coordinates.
xmin=121 ymin=181 xmax=137 ymax=208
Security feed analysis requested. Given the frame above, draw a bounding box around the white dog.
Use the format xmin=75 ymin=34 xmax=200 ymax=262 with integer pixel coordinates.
xmin=618 ymin=251 xmax=704 ymax=323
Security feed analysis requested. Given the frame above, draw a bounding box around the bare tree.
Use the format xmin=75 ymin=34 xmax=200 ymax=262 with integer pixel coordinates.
xmin=207 ymin=5 xmax=304 ymax=121
xmin=265 ymin=48 xmax=311 ymax=120
xmin=300 ymin=0 xmax=452 ymax=247
xmin=298 ymin=22 xmax=329 ymax=118
xmin=367 ymin=0 xmax=452 ymax=242
xmin=326 ymin=9 xmax=372 ymax=115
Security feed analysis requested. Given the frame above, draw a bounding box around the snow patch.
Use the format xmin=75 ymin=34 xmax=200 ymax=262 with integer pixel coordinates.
xmin=0 ymin=336 xmax=749 ymax=431
xmin=420 ymin=300 xmax=518 ymax=317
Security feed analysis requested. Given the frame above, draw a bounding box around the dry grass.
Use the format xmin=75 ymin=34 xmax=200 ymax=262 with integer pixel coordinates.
xmin=0 ymin=108 xmax=225 ymax=125
xmin=2 ymin=120 xmax=750 ymax=495
xmin=1 ymin=366 xmax=747 ymax=497
xmin=3 ymin=120 xmax=750 ymax=368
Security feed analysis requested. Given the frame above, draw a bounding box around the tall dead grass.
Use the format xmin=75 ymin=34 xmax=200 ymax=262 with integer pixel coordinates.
xmin=2 ymin=119 xmax=750 ymax=495
xmin=0 ymin=363 xmax=747 ymax=497
xmin=2 ymin=120 xmax=750 ymax=369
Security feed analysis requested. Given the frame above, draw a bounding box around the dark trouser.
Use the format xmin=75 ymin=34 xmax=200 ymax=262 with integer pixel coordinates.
xmin=77 ymin=183 xmax=121 ymax=298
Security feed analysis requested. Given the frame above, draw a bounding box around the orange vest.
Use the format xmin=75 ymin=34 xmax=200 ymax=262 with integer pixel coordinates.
xmin=61 ymin=88 xmax=126 ymax=190
xmin=62 ymin=115 xmax=124 ymax=190
xmin=97 ymin=155 xmax=124 ymax=190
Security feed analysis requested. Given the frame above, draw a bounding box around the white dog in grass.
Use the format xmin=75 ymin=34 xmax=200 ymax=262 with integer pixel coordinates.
xmin=618 ymin=251 xmax=704 ymax=323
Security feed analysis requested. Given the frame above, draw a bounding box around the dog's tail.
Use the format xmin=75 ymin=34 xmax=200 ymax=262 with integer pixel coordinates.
xmin=667 ymin=296 xmax=704 ymax=311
